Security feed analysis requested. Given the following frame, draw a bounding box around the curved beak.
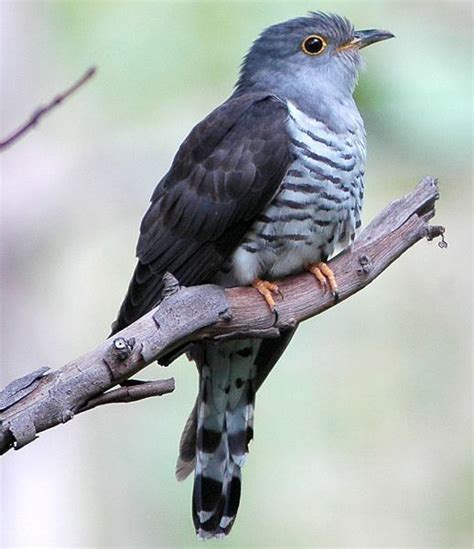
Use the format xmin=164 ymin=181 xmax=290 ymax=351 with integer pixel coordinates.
xmin=352 ymin=29 xmax=395 ymax=49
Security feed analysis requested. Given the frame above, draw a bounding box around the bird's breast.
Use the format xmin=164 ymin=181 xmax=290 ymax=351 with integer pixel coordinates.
xmin=216 ymin=101 xmax=366 ymax=287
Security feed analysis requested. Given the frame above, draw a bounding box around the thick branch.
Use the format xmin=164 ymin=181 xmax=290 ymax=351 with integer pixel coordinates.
xmin=0 ymin=177 xmax=445 ymax=455
xmin=0 ymin=67 xmax=97 ymax=151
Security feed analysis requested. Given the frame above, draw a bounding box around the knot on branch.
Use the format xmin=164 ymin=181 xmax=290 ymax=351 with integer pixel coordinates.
xmin=357 ymin=255 xmax=373 ymax=275
xmin=426 ymin=225 xmax=448 ymax=248
xmin=112 ymin=337 xmax=136 ymax=361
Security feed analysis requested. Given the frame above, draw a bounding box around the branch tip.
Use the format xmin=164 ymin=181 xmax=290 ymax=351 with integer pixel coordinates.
xmin=78 ymin=378 xmax=176 ymax=413
xmin=426 ymin=225 xmax=448 ymax=248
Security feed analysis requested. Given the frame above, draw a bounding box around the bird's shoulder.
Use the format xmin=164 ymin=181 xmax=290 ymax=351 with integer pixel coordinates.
xmin=137 ymin=92 xmax=292 ymax=262
xmin=150 ymin=92 xmax=290 ymax=202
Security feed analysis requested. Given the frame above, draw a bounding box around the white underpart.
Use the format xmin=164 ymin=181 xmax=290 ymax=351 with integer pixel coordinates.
xmin=217 ymin=100 xmax=366 ymax=287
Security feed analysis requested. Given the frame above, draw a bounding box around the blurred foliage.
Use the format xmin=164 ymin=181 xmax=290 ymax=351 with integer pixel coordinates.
xmin=1 ymin=1 xmax=472 ymax=547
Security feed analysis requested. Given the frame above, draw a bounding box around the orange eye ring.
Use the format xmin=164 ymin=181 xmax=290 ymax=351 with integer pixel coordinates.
xmin=301 ymin=34 xmax=327 ymax=56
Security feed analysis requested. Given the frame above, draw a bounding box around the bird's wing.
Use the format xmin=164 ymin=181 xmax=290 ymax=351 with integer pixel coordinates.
xmin=112 ymin=93 xmax=292 ymax=332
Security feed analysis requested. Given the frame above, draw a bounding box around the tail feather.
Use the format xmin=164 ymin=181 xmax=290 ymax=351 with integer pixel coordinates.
xmin=176 ymin=329 xmax=297 ymax=537
xmin=176 ymin=400 xmax=198 ymax=481
xmin=193 ymin=435 xmax=243 ymax=539
xmin=179 ymin=339 xmax=259 ymax=539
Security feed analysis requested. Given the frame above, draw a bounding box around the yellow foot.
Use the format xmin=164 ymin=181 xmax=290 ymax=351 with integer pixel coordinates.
xmin=252 ymin=279 xmax=282 ymax=311
xmin=306 ymin=262 xmax=339 ymax=302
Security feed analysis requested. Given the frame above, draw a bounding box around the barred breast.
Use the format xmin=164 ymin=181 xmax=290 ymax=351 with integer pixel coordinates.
xmin=218 ymin=100 xmax=366 ymax=287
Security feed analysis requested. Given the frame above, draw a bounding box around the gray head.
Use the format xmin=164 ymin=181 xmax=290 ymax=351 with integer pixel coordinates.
xmin=235 ymin=12 xmax=393 ymax=109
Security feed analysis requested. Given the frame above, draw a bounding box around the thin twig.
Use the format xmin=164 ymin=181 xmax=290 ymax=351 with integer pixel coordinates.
xmin=78 ymin=379 xmax=176 ymax=412
xmin=0 ymin=66 xmax=97 ymax=151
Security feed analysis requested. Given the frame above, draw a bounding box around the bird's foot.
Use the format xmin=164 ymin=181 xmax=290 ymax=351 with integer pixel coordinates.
xmin=306 ymin=262 xmax=339 ymax=302
xmin=252 ymin=279 xmax=282 ymax=312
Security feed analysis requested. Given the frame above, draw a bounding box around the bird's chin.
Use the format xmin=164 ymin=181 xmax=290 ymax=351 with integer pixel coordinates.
xmin=338 ymin=47 xmax=365 ymax=71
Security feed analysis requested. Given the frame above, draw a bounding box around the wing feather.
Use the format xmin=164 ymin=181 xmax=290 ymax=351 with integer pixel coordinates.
xmin=112 ymin=93 xmax=291 ymax=333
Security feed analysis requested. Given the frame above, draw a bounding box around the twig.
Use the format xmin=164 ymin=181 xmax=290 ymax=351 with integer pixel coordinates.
xmin=0 ymin=177 xmax=445 ymax=455
xmin=78 ymin=379 xmax=176 ymax=413
xmin=0 ymin=67 xmax=97 ymax=151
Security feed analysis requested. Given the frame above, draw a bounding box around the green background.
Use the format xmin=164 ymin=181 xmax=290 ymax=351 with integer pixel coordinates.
xmin=1 ymin=1 xmax=472 ymax=547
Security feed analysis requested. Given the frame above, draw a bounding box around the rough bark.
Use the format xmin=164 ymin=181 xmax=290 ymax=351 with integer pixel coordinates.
xmin=0 ymin=176 xmax=445 ymax=455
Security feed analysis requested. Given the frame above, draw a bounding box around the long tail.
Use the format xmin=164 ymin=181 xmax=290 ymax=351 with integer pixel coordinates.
xmin=177 ymin=339 xmax=259 ymax=539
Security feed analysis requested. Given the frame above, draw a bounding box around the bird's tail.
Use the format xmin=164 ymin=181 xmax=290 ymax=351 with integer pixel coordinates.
xmin=176 ymin=339 xmax=259 ymax=539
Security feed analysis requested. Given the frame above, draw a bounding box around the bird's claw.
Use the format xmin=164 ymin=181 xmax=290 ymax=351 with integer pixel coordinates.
xmin=306 ymin=262 xmax=339 ymax=303
xmin=252 ymin=279 xmax=282 ymax=320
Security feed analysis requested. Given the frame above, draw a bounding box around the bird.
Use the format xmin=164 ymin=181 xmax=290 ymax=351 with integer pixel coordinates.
xmin=111 ymin=12 xmax=393 ymax=539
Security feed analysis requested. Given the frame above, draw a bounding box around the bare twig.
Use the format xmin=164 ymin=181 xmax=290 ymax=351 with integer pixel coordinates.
xmin=0 ymin=177 xmax=444 ymax=455
xmin=0 ymin=67 xmax=97 ymax=151
xmin=78 ymin=379 xmax=176 ymax=413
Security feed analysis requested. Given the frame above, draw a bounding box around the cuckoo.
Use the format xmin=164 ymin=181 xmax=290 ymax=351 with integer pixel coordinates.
xmin=111 ymin=12 xmax=393 ymax=539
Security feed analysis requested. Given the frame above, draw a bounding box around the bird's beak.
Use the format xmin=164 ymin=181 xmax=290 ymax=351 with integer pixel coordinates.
xmin=338 ymin=29 xmax=395 ymax=51
xmin=353 ymin=29 xmax=395 ymax=49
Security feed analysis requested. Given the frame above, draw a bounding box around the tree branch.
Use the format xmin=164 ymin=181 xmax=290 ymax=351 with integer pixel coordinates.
xmin=0 ymin=67 xmax=97 ymax=151
xmin=0 ymin=176 xmax=445 ymax=455
xmin=77 ymin=379 xmax=176 ymax=413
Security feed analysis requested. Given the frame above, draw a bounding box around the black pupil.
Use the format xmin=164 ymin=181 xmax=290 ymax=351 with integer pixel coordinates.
xmin=305 ymin=36 xmax=323 ymax=53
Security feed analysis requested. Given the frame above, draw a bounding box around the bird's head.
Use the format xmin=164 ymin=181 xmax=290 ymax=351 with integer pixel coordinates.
xmin=235 ymin=12 xmax=394 ymax=101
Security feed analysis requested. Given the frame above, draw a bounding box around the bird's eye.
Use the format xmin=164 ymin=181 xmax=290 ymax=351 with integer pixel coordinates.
xmin=301 ymin=35 xmax=327 ymax=56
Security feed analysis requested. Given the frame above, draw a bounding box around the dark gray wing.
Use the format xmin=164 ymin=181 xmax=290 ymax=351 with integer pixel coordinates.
xmin=112 ymin=93 xmax=292 ymax=333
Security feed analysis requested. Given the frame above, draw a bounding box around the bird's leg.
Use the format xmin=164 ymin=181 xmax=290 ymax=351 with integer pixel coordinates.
xmin=306 ymin=262 xmax=339 ymax=302
xmin=252 ymin=279 xmax=282 ymax=311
